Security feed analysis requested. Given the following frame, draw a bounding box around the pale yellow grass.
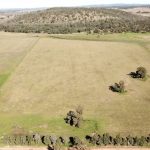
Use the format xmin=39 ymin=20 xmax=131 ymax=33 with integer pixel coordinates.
xmin=0 ymin=32 xmax=39 ymax=74
xmin=0 ymin=36 xmax=150 ymax=135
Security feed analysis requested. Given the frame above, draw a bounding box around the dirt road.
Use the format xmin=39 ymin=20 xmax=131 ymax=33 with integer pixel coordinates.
xmin=0 ymin=147 xmax=46 ymax=150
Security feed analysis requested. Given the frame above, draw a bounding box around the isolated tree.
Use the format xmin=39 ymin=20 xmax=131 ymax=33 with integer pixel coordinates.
xmin=109 ymin=80 xmax=125 ymax=93
xmin=129 ymin=67 xmax=147 ymax=79
xmin=136 ymin=67 xmax=147 ymax=78
xmin=65 ymin=106 xmax=83 ymax=128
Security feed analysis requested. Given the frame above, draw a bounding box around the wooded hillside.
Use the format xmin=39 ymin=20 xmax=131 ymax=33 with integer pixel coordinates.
xmin=0 ymin=7 xmax=150 ymax=34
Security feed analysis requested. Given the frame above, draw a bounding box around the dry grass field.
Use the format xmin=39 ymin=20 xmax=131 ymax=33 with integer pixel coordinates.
xmin=0 ymin=32 xmax=39 ymax=89
xmin=0 ymin=32 xmax=149 ymax=139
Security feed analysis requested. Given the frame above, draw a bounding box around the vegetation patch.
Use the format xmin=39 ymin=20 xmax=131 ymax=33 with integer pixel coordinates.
xmin=0 ymin=73 xmax=10 ymax=88
xmin=0 ymin=114 xmax=104 ymax=141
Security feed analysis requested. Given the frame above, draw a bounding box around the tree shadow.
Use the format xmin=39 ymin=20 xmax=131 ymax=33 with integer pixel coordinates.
xmin=47 ymin=144 xmax=54 ymax=150
xmin=128 ymin=72 xmax=139 ymax=78
xmin=109 ymin=84 xmax=120 ymax=92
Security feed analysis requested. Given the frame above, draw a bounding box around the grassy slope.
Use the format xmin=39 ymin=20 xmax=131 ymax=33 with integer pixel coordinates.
xmin=50 ymin=32 xmax=150 ymax=43
xmin=0 ymin=32 xmax=150 ymax=142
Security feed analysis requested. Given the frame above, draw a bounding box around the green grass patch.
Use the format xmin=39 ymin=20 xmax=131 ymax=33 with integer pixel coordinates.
xmin=0 ymin=114 xmax=104 ymax=141
xmin=0 ymin=73 xmax=10 ymax=88
xmin=50 ymin=32 xmax=150 ymax=44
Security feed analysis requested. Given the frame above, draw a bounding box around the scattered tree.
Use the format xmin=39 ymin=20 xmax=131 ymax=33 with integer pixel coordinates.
xmin=129 ymin=67 xmax=147 ymax=79
xmin=109 ymin=80 xmax=125 ymax=93
xmin=65 ymin=106 xmax=83 ymax=128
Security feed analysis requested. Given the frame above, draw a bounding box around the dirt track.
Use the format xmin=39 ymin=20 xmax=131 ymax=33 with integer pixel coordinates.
xmin=0 ymin=147 xmax=149 ymax=150
xmin=0 ymin=147 xmax=46 ymax=150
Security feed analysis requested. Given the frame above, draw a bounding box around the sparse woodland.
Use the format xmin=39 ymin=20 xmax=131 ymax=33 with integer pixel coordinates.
xmin=0 ymin=8 xmax=150 ymax=34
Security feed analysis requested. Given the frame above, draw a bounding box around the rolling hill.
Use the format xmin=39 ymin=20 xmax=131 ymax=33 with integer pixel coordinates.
xmin=0 ymin=7 xmax=150 ymax=34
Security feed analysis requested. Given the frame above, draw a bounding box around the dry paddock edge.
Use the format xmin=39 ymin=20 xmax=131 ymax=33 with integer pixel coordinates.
xmin=0 ymin=146 xmax=150 ymax=150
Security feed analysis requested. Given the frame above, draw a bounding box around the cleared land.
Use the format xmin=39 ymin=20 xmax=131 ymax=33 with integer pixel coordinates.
xmin=122 ymin=7 xmax=150 ymax=17
xmin=0 ymin=32 xmax=149 ymax=140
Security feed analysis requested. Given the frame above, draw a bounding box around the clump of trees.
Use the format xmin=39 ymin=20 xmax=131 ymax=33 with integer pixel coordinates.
xmin=65 ymin=106 xmax=83 ymax=128
xmin=109 ymin=80 xmax=125 ymax=93
xmin=86 ymin=133 xmax=150 ymax=146
xmin=129 ymin=67 xmax=147 ymax=79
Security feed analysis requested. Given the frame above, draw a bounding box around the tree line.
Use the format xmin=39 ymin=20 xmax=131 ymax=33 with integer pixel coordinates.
xmin=2 ymin=133 xmax=150 ymax=147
